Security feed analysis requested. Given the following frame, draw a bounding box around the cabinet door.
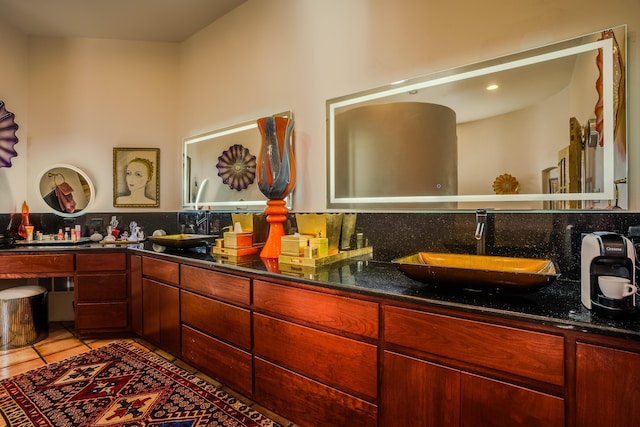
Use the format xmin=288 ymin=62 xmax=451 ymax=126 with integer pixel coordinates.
xmin=142 ymin=278 xmax=180 ymax=355
xmin=182 ymin=325 xmax=252 ymax=397
xmin=380 ymin=351 xmax=460 ymax=427
xmin=255 ymin=357 xmax=377 ymax=427
xmin=576 ymin=342 xmax=640 ymax=426
xmin=460 ymin=373 xmax=564 ymax=427
xmin=129 ymin=254 xmax=143 ymax=335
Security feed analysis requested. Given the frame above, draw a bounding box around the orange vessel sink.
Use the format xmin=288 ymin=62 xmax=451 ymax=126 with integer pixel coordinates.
xmin=392 ymin=252 xmax=559 ymax=292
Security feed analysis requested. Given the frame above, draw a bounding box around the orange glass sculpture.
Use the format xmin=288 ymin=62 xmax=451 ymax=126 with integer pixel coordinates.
xmin=256 ymin=115 xmax=296 ymax=258
xmin=17 ymin=201 xmax=31 ymax=239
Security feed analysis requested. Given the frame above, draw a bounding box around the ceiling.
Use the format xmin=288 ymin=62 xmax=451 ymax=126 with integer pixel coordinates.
xmin=0 ymin=0 xmax=248 ymax=42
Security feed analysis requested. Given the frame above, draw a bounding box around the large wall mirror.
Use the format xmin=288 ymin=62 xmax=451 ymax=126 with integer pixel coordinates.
xmin=37 ymin=164 xmax=95 ymax=217
xmin=182 ymin=111 xmax=293 ymax=211
xmin=327 ymin=25 xmax=627 ymax=210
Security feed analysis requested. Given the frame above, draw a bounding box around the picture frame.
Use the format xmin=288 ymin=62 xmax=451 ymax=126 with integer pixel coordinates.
xmin=113 ymin=147 xmax=160 ymax=207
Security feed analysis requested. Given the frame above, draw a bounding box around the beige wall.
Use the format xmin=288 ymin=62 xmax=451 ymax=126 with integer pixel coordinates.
xmin=1 ymin=0 xmax=639 ymax=213
xmin=0 ymin=15 xmax=28 ymax=213
xmin=179 ymin=0 xmax=640 ymax=211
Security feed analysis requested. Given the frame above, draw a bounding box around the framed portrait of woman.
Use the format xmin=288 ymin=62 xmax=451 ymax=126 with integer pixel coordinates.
xmin=113 ymin=147 xmax=160 ymax=207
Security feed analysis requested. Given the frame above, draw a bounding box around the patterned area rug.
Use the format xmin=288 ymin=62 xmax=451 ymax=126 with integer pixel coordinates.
xmin=0 ymin=341 xmax=280 ymax=427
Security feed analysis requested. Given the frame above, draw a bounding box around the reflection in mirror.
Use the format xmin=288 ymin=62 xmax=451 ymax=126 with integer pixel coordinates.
xmin=327 ymin=26 xmax=626 ymax=210
xmin=182 ymin=111 xmax=293 ymax=211
xmin=37 ymin=164 xmax=95 ymax=217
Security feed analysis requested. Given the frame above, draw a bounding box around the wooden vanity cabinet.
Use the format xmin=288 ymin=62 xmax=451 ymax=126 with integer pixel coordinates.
xmin=74 ymin=252 xmax=128 ymax=335
xmin=141 ymin=256 xmax=180 ymax=355
xmin=253 ymin=280 xmax=379 ymax=427
xmin=576 ymin=342 xmax=640 ymax=427
xmin=381 ymin=305 xmax=565 ymax=427
xmin=180 ymin=265 xmax=252 ymax=397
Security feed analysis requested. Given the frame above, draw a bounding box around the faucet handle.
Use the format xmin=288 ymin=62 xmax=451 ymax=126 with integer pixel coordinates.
xmin=474 ymin=209 xmax=487 ymax=240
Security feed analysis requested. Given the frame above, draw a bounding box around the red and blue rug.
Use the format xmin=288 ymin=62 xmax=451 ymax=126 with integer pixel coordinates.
xmin=0 ymin=341 xmax=280 ymax=426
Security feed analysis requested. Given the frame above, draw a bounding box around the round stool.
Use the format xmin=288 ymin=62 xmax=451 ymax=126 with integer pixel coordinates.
xmin=0 ymin=285 xmax=48 ymax=349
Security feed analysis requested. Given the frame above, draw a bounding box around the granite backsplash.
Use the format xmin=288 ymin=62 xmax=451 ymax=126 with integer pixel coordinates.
xmin=3 ymin=210 xmax=640 ymax=283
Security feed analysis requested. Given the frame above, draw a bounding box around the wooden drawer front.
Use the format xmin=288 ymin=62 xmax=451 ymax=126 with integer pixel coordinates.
xmin=76 ymin=252 xmax=126 ymax=272
xmin=461 ymin=373 xmax=565 ymax=427
xmin=181 ymin=290 xmax=251 ymax=350
xmin=384 ymin=306 xmax=565 ymax=386
xmin=181 ymin=265 xmax=250 ymax=305
xmin=182 ymin=325 xmax=252 ymax=397
xmin=75 ymin=273 xmax=127 ymax=301
xmin=254 ymin=313 xmax=377 ymax=401
xmin=255 ymin=357 xmax=377 ymax=427
xmin=142 ymin=257 xmax=179 ymax=285
xmin=75 ymin=302 xmax=128 ymax=330
xmin=0 ymin=254 xmax=74 ymax=275
xmin=253 ymin=280 xmax=378 ymax=339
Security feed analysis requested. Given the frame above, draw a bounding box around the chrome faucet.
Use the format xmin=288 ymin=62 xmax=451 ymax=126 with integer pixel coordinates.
xmin=475 ymin=209 xmax=487 ymax=255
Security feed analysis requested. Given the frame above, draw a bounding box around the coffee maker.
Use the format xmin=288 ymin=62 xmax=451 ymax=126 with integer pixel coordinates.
xmin=581 ymin=232 xmax=637 ymax=318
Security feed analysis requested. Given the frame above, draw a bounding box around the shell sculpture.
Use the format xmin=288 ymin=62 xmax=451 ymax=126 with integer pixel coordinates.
xmin=216 ymin=144 xmax=257 ymax=191
xmin=0 ymin=101 xmax=19 ymax=168
xmin=256 ymin=116 xmax=296 ymax=200
xmin=492 ymin=173 xmax=519 ymax=194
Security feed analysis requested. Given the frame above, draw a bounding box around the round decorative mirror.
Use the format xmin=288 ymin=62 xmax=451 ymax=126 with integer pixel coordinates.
xmin=37 ymin=164 xmax=95 ymax=217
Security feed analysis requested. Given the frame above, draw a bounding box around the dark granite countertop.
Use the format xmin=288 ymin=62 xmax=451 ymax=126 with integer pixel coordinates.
xmin=2 ymin=242 xmax=639 ymax=340
xmin=128 ymin=245 xmax=640 ymax=341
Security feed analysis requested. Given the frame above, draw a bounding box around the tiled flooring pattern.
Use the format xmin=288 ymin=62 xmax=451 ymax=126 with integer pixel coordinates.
xmin=0 ymin=322 xmax=297 ymax=427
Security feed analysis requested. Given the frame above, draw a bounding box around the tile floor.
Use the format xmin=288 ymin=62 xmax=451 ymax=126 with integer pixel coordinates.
xmin=0 ymin=322 xmax=297 ymax=427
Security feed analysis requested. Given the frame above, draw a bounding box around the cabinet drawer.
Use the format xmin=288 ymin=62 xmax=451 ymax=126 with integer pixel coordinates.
xmin=384 ymin=305 xmax=565 ymax=386
xmin=76 ymin=252 xmax=126 ymax=272
xmin=182 ymin=325 xmax=252 ymax=397
xmin=75 ymin=273 xmax=127 ymax=301
xmin=75 ymin=301 xmax=128 ymax=330
xmin=254 ymin=313 xmax=377 ymax=401
xmin=0 ymin=254 xmax=74 ymax=275
xmin=181 ymin=290 xmax=251 ymax=350
xmin=142 ymin=257 xmax=179 ymax=285
xmin=253 ymin=280 xmax=379 ymax=339
xmin=181 ymin=265 xmax=250 ymax=305
xmin=255 ymin=357 xmax=377 ymax=427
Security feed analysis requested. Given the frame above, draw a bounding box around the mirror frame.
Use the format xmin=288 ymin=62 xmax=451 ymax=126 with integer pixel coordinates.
xmin=37 ymin=164 xmax=95 ymax=217
xmin=182 ymin=111 xmax=294 ymax=211
xmin=327 ymin=26 xmax=626 ymax=210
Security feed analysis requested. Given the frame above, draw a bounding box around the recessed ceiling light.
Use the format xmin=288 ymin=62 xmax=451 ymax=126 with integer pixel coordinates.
xmin=486 ymin=84 xmax=499 ymax=91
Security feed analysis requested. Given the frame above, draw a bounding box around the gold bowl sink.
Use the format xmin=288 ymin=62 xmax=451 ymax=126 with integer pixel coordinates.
xmin=147 ymin=234 xmax=216 ymax=248
xmin=392 ymin=252 xmax=559 ymax=292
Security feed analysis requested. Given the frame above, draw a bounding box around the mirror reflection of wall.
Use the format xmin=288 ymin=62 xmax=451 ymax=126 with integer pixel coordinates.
xmin=335 ymin=102 xmax=458 ymax=208
xmin=327 ymin=25 xmax=626 ymax=210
